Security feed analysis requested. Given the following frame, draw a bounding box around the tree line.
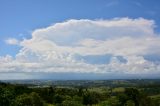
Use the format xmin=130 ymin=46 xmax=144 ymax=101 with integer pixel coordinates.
xmin=0 ymin=82 xmax=160 ymax=106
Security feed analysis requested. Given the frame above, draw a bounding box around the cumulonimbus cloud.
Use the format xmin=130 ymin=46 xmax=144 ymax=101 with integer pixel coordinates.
xmin=1 ymin=17 xmax=160 ymax=77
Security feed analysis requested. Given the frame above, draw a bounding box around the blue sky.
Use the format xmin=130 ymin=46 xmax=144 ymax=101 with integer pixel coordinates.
xmin=0 ymin=0 xmax=160 ymax=79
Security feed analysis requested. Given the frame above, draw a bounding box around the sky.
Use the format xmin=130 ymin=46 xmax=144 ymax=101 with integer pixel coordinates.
xmin=0 ymin=0 xmax=160 ymax=79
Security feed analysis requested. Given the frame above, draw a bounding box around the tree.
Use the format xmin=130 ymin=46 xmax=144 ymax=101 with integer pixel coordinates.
xmin=124 ymin=88 xmax=152 ymax=106
xmin=125 ymin=88 xmax=140 ymax=106
xmin=0 ymin=88 xmax=15 ymax=106
xmin=125 ymin=100 xmax=135 ymax=106
xmin=13 ymin=92 xmax=44 ymax=106
xmin=77 ymin=87 xmax=83 ymax=96
xmin=83 ymin=91 xmax=100 ymax=105
xmin=117 ymin=93 xmax=129 ymax=105
xmin=99 ymin=97 xmax=120 ymax=106
xmin=30 ymin=92 xmax=44 ymax=106
xmin=61 ymin=100 xmax=83 ymax=106
xmin=37 ymin=87 xmax=55 ymax=103
xmin=53 ymin=94 xmax=65 ymax=104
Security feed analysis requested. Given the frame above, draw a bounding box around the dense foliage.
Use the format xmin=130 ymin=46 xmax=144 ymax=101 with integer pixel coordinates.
xmin=0 ymin=80 xmax=160 ymax=106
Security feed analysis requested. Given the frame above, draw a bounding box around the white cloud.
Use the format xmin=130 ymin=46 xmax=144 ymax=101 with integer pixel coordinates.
xmin=1 ymin=18 xmax=160 ymax=77
xmin=5 ymin=38 xmax=19 ymax=45
xmin=105 ymin=1 xmax=119 ymax=7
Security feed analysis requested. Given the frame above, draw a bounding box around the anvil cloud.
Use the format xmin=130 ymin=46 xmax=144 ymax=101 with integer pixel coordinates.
xmin=1 ymin=18 xmax=160 ymax=77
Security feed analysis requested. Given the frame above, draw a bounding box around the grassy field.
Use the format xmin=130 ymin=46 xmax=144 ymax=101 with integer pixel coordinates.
xmin=150 ymin=94 xmax=160 ymax=98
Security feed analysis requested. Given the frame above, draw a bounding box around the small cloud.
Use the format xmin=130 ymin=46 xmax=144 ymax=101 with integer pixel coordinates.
xmin=105 ymin=1 xmax=119 ymax=7
xmin=133 ymin=1 xmax=143 ymax=7
xmin=5 ymin=38 xmax=19 ymax=45
xmin=146 ymin=10 xmax=157 ymax=16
